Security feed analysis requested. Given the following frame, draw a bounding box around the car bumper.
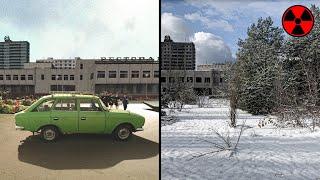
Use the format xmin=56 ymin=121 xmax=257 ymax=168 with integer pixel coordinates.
xmin=15 ymin=125 xmax=25 ymax=130
xmin=135 ymin=128 xmax=144 ymax=131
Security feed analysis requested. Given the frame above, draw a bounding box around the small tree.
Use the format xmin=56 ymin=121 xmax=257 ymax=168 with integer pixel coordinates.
xmin=166 ymin=71 xmax=197 ymax=111
xmin=227 ymin=63 xmax=239 ymax=127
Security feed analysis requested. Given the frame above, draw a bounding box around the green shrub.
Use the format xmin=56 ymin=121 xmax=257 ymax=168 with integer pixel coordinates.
xmin=5 ymin=99 xmax=14 ymax=105
xmin=0 ymin=104 xmax=13 ymax=114
xmin=22 ymin=99 xmax=32 ymax=106
xmin=18 ymin=105 xmax=27 ymax=112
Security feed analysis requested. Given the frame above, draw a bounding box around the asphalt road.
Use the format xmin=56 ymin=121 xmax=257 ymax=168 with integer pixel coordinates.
xmin=0 ymin=103 xmax=159 ymax=180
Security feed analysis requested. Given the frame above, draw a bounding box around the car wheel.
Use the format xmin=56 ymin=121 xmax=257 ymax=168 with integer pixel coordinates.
xmin=113 ymin=125 xmax=132 ymax=141
xmin=41 ymin=126 xmax=59 ymax=142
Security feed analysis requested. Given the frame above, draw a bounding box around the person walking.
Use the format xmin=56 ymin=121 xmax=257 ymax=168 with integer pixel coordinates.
xmin=122 ymin=95 xmax=129 ymax=110
xmin=14 ymin=97 xmax=20 ymax=113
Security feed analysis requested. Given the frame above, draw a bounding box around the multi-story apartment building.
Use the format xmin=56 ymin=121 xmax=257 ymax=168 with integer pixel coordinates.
xmin=160 ymin=35 xmax=229 ymax=96
xmin=161 ymin=35 xmax=195 ymax=70
xmin=0 ymin=57 xmax=159 ymax=98
xmin=0 ymin=36 xmax=29 ymax=69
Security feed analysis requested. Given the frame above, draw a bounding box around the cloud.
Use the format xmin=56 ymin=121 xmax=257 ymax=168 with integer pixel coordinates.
xmin=161 ymin=12 xmax=192 ymax=42
xmin=161 ymin=11 xmax=233 ymax=65
xmin=184 ymin=12 xmax=234 ymax=32
xmin=0 ymin=0 xmax=159 ymax=61
xmin=190 ymin=32 xmax=233 ymax=65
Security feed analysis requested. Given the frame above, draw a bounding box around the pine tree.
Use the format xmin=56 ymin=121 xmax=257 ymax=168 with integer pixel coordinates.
xmin=235 ymin=17 xmax=284 ymax=114
xmin=283 ymin=5 xmax=320 ymax=106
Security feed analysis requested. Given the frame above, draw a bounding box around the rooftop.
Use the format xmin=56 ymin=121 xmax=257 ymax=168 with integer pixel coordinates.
xmin=41 ymin=93 xmax=99 ymax=99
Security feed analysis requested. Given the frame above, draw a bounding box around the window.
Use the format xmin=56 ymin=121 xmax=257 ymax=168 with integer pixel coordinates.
xmin=109 ymin=71 xmax=117 ymax=78
xmin=143 ymin=71 xmax=151 ymax=78
xmin=79 ymin=99 xmax=102 ymax=111
xmin=90 ymin=73 xmax=94 ymax=80
xmin=41 ymin=74 xmax=44 ymax=80
xmin=50 ymin=85 xmax=75 ymax=91
xmin=64 ymin=75 xmax=68 ymax=80
xmin=131 ymin=71 xmax=139 ymax=78
xmin=97 ymin=71 xmax=105 ymax=78
xmin=53 ymin=99 xmax=76 ymax=111
xmin=70 ymin=75 xmax=74 ymax=80
xmin=160 ymin=77 xmax=166 ymax=83
xmin=196 ymin=77 xmax=202 ymax=83
xmin=33 ymin=99 xmax=55 ymax=112
xmin=0 ymin=75 xmax=3 ymax=80
xmin=205 ymin=77 xmax=210 ymax=83
xmin=6 ymin=75 xmax=11 ymax=80
xmin=220 ymin=77 xmax=223 ymax=83
xmin=154 ymin=71 xmax=159 ymax=78
xmin=80 ymin=63 xmax=83 ymax=69
xmin=169 ymin=77 xmax=174 ymax=83
xmin=120 ymin=71 xmax=128 ymax=78
xmin=57 ymin=75 xmax=62 ymax=80
xmin=80 ymin=75 xmax=83 ymax=80
xmin=187 ymin=77 xmax=193 ymax=83
xmin=52 ymin=75 xmax=56 ymax=80
xmin=28 ymin=75 xmax=33 ymax=80
xmin=13 ymin=75 xmax=18 ymax=80
xmin=179 ymin=77 xmax=184 ymax=82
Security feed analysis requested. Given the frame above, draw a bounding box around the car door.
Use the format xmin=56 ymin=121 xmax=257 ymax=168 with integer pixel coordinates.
xmin=50 ymin=98 xmax=78 ymax=133
xmin=28 ymin=98 xmax=56 ymax=130
xmin=78 ymin=98 xmax=106 ymax=133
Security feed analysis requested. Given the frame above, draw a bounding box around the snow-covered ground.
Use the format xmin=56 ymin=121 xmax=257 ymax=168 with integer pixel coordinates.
xmin=161 ymin=99 xmax=320 ymax=180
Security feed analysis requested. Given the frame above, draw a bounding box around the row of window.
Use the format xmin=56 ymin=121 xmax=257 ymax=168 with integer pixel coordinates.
xmin=52 ymin=75 xmax=75 ymax=80
xmin=161 ymin=77 xmax=211 ymax=83
xmin=0 ymin=74 xmax=33 ymax=80
xmin=97 ymin=71 xmax=159 ymax=79
xmin=36 ymin=99 xmax=103 ymax=112
xmin=0 ymin=71 xmax=159 ymax=81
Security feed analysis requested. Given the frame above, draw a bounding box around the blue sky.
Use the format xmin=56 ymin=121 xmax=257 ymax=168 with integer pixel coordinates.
xmin=0 ymin=0 xmax=159 ymax=61
xmin=161 ymin=0 xmax=320 ymax=64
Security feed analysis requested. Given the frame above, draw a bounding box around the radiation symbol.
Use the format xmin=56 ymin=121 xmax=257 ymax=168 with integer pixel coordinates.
xmin=282 ymin=5 xmax=314 ymax=37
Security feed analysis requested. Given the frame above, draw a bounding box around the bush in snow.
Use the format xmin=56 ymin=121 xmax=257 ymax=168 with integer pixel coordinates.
xmin=190 ymin=121 xmax=247 ymax=160
xmin=162 ymin=71 xmax=197 ymax=111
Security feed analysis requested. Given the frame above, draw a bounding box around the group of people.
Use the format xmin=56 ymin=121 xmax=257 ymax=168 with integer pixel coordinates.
xmin=99 ymin=92 xmax=129 ymax=110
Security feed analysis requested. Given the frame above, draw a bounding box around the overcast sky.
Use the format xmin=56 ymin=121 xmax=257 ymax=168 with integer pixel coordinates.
xmin=162 ymin=0 xmax=320 ymax=64
xmin=0 ymin=0 xmax=159 ymax=61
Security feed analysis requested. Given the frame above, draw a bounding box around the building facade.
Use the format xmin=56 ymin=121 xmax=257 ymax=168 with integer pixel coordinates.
xmin=160 ymin=34 xmax=229 ymax=96
xmin=161 ymin=68 xmax=226 ymax=96
xmin=161 ymin=35 xmax=195 ymax=70
xmin=0 ymin=57 xmax=159 ymax=98
xmin=0 ymin=36 xmax=29 ymax=69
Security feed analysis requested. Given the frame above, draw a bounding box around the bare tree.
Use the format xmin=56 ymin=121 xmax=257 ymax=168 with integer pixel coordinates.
xmin=165 ymin=70 xmax=197 ymax=111
xmin=189 ymin=121 xmax=247 ymax=160
xmin=226 ymin=63 xmax=239 ymax=128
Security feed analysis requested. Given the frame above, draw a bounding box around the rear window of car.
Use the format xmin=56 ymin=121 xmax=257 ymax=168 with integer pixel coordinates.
xmin=79 ymin=99 xmax=102 ymax=111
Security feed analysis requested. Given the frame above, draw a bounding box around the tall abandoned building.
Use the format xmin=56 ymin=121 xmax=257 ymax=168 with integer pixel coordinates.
xmin=161 ymin=35 xmax=195 ymax=70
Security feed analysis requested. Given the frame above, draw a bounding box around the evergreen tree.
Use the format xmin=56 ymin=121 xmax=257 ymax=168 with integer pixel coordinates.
xmin=235 ymin=17 xmax=284 ymax=114
xmin=283 ymin=5 xmax=320 ymax=106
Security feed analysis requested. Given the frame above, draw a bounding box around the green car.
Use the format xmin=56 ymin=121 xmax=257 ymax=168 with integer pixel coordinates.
xmin=14 ymin=94 xmax=145 ymax=141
